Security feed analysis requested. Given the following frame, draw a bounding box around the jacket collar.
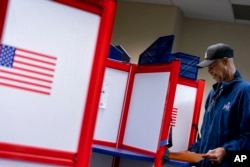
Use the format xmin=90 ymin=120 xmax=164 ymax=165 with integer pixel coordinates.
xmin=212 ymin=70 xmax=242 ymax=91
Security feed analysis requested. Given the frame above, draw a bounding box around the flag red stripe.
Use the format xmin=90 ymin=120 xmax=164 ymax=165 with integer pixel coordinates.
xmin=14 ymin=60 xmax=55 ymax=72
xmin=0 ymin=76 xmax=52 ymax=89
xmin=12 ymin=66 xmax=54 ymax=78
xmin=0 ymin=69 xmax=53 ymax=83
xmin=0 ymin=82 xmax=50 ymax=95
xmin=16 ymin=48 xmax=57 ymax=60
xmin=15 ymin=53 xmax=56 ymax=66
xmin=171 ymin=107 xmax=178 ymax=127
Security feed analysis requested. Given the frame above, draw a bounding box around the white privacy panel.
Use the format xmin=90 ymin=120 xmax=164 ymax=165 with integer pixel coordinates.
xmin=94 ymin=67 xmax=129 ymax=143
xmin=0 ymin=158 xmax=68 ymax=167
xmin=123 ymin=72 xmax=170 ymax=153
xmin=170 ymin=84 xmax=197 ymax=152
xmin=0 ymin=0 xmax=100 ymax=152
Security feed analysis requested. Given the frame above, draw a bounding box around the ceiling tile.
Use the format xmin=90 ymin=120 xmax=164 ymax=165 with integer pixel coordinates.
xmin=117 ymin=0 xmax=172 ymax=5
xmin=171 ymin=0 xmax=234 ymax=22
xmin=118 ymin=0 xmax=250 ymax=24
xmin=232 ymin=4 xmax=250 ymax=21
xmin=231 ymin=0 xmax=250 ymax=5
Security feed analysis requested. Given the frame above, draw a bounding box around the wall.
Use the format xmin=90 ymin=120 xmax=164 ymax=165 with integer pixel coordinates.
xmin=111 ymin=2 xmax=183 ymax=63
xmin=176 ymin=18 xmax=250 ymax=127
xmin=111 ymin=1 xmax=250 ymax=130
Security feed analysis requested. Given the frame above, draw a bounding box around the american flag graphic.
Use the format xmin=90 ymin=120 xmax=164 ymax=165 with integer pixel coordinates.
xmin=0 ymin=44 xmax=57 ymax=95
xmin=170 ymin=107 xmax=178 ymax=127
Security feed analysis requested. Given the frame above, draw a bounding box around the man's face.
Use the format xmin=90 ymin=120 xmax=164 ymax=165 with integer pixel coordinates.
xmin=208 ymin=58 xmax=227 ymax=82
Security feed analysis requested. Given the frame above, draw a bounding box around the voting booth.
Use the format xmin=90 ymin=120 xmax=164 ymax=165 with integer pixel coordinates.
xmin=93 ymin=58 xmax=205 ymax=167
xmin=170 ymin=78 xmax=205 ymax=152
xmin=0 ymin=0 xmax=116 ymax=166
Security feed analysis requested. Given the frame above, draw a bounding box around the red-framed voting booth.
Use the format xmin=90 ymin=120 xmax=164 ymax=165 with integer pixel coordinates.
xmin=168 ymin=78 xmax=205 ymax=152
xmin=93 ymin=59 xmax=205 ymax=167
xmin=0 ymin=0 xmax=116 ymax=166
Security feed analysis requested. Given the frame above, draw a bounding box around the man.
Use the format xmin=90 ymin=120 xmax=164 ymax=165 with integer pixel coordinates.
xmin=188 ymin=43 xmax=250 ymax=166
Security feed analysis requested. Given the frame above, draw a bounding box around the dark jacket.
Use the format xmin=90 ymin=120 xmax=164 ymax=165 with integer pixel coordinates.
xmin=189 ymin=70 xmax=250 ymax=167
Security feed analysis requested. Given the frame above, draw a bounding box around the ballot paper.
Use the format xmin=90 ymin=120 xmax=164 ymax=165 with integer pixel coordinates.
xmin=169 ymin=151 xmax=205 ymax=163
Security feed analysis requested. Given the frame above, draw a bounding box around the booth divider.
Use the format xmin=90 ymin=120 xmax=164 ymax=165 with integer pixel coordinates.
xmin=0 ymin=0 xmax=116 ymax=166
xmin=93 ymin=59 xmax=205 ymax=167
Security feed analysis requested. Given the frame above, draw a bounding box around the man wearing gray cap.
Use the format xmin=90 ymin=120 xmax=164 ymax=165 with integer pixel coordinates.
xmin=188 ymin=43 xmax=250 ymax=166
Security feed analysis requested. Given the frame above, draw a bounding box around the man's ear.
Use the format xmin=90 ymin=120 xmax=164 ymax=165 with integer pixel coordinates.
xmin=222 ymin=57 xmax=228 ymax=65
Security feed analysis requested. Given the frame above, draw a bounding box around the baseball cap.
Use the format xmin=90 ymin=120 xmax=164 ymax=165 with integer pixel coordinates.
xmin=197 ymin=43 xmax=234 ymax=68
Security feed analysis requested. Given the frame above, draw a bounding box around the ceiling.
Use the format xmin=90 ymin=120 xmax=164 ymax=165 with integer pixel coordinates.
xmin=118 ymin=0 xmax=250 ymax=25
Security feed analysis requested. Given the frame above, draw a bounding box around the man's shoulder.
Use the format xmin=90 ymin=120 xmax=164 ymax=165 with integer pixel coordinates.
xmin=238 ymin=79 xmax=250 ymax=88
xmin=233 ymin=79 xmax=250 ymax=97
xmin=233 ymin=78 xmax=250 ymax=88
